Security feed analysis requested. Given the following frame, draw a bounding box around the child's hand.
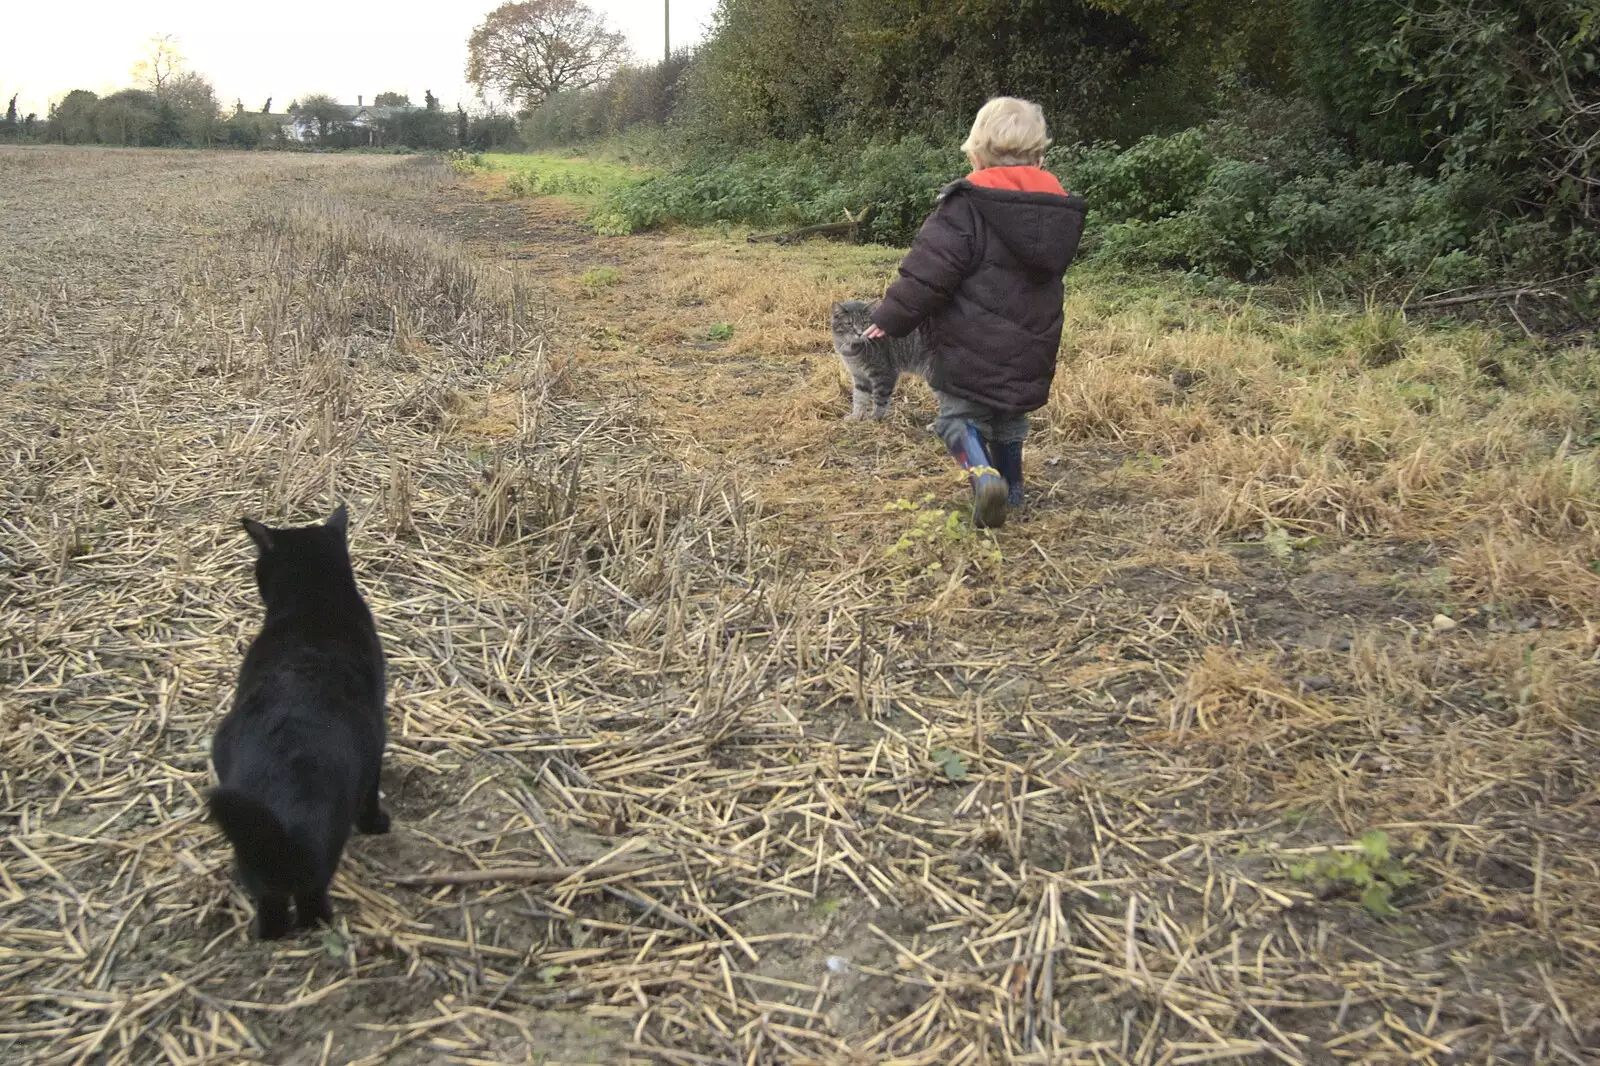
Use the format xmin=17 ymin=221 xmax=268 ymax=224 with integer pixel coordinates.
xmin=863 ymin=324 xmax=887 ymax=340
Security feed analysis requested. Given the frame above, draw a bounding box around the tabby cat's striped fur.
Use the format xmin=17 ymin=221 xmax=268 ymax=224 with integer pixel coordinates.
xmin=829 ymin=299 xmax=933 ymax=420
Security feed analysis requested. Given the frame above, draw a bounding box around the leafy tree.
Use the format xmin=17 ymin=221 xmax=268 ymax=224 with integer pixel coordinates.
xmin=225 ymin=109 xmax=265 ymax=147
xmin=684 ymin=0 xmax=848 ymax=143
xmin=262 ymin=96 xmax=272 ymax=113
xmin=2 ymin=95 xmax=16 ymax=139
xmin=133 ymin=33 xmax=185 ymax=96
xmin=685 ymin=0 xmax=1167 ymax=144
xmin=47 ymin=89 xmax=99 ymax=143
xmin=293 ymin=92 xmax=347 ymax=142
xmin=463 ymin=110 xmax=519 ymax=150
xmin=521 ymin=48 xmax=695 ymax=145
xmin=165 ymin=71 xmax=220 ymax=144
xmin=466 ymin=0 xmax=630 ymax=111
xmin=456 ymin=104 xmax=470 ymax=145
xmin=384 ymin=106 xmax=456 ymax=148
xmin=1086 ymin=0 xmax=1296 ymax=90
xmin=95 ymin=89 xmax=159 ymax=145
xmin=374 ymin=91 xmax=411 ymax=107
xmin=1298 ymin=0 xmax=1600 ymax=229
xmin=151 ymin=100 xmax=185 ymax=145
xmin=424 ymin=89 xmax=439 ymax=111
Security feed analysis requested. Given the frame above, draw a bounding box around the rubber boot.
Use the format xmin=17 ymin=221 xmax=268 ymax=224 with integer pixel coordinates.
xmin=992 ymin=440 xmax=1024 ymax=510
xmin=947 ymin=422 xmax=1007 ymax=529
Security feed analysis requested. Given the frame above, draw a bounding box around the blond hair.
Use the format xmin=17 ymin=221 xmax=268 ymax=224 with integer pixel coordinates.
xmin=961 ymin=97 xmax=1051 ymax=168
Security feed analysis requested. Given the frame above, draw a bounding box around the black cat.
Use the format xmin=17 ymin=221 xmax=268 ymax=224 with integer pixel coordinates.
xmin=209 ymin=504 xmax=390 ymax=940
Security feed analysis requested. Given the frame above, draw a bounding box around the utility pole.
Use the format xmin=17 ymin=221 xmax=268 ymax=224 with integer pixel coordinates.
xmin=664 ymin=0 xmax=670 ymax=63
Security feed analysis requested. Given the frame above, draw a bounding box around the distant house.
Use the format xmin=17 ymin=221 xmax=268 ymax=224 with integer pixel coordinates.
xmin=283 ymin=96 xmax=417 ymax=145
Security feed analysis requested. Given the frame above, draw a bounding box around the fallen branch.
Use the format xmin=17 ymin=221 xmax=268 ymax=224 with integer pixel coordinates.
xmin=747 ymin=205 xmax=877 ymax=245
xmin=1405 ymin=286 xmax=1554 ymax=310
xmin=1405 ymin=269 xmax=1595 ymax=310
xmin=389 ymin=859 xmax=657 ymax=887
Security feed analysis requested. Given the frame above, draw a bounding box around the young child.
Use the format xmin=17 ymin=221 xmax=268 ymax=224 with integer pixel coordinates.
xmin=865 ymin=97 xmax=1086 ymax=528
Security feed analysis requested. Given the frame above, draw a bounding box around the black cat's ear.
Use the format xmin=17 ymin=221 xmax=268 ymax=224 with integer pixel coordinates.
xmin=326 ymin=504 xmax=349 ymax=537
xmin=241 ymin=518 xmax=274 ymax=555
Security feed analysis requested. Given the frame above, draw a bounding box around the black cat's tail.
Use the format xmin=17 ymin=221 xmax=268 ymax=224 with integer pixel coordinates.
xmin=208 ymin=788 xmax=313 ymax=890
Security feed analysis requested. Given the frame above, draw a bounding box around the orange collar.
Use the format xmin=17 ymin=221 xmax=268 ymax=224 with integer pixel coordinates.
xmin=966 ymin=165 xmax=1067 ymax=196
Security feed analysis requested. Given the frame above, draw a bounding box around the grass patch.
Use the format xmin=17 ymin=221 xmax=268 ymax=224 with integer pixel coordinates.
xmin=484 ymin=152 xmax=648 ymax=207
xmin=580 ymin=265 xmax=621 ymax=293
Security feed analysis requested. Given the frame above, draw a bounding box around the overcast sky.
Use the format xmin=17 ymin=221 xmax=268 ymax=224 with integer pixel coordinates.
xmin=1 ymin=0 xmax=719 ymax=117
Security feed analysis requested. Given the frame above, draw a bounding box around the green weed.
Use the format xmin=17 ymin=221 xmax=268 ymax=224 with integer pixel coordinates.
xmin=930 ymin=747 xmax=969 ymax=782
xmin=884 ymin=494 xmax=1002 ymax=576
xmin=1288 ymin=831 xmax=1414 ymax=916
xmin=445 ymin=151 xmax=488 ymax=175
xmin=1262 ymin=521 xmax=1321 ymax=559
xmin=581 ymin=266 xmax=620 ymax=292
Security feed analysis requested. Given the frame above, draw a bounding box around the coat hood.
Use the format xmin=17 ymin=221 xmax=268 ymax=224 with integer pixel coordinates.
xmin=942 ymin=179 xmax=1087 ymax=274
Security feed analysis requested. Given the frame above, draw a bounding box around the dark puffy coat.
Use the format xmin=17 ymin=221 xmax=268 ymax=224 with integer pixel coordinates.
xmin=871 ymin=178 xmax=1087 ymax=413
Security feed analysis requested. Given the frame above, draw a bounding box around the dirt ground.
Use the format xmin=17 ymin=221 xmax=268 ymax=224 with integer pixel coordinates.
xmin=2 ymin=148 xmax=1597 ymax=1065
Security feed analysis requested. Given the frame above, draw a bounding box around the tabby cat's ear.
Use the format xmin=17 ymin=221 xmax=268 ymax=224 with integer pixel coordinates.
xmin=830 ymin=301 xmax=842 ymax=314
xmin=241 ymin=518 xmax=275 ymax=555
xmin=326 ymin=504 xmax=349 ymax=537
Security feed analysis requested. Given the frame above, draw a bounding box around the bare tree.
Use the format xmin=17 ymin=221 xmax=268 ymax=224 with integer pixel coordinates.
xmin=466 ymin=1 xmax=630 ymax=111
xmin=133 ymin=33 xmax=186 ymax=96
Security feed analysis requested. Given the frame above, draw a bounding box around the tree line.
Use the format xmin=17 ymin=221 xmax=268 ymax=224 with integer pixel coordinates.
xmin=3 ymin=35 xmax=520 ymax=151
xmin=528 ymin=0 xmax=1599 ymax=288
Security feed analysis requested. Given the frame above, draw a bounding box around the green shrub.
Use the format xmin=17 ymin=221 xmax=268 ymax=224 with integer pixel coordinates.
xmin=600 ymin=136 xmax=962 ymax=243
xmin=446 ymin=151 xmax=487 ymax=175
xmin=595 ymin=83 xmax=1596 ymax=290
xmin=504 ymin=169 xmax=603 ymax=198
xmin=1053 ymin=114 xmax=1570 ymax=283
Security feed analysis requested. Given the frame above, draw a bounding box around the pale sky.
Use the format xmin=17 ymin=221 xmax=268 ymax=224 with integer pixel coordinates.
xmin=0 ymin=1 xmax=719 ymax=117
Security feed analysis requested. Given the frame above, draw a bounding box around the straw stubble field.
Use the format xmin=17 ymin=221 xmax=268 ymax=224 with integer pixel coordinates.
xmin=1 ymin=147 xmax=1597 ymax=1065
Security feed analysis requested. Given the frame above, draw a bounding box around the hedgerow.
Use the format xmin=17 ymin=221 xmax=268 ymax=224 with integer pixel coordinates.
xmin=597 ymin=98 xmax=1594 ymax=292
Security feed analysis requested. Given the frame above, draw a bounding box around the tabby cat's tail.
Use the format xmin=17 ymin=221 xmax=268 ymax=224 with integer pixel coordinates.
xmin=208 ymin=788 xmax=315 ymax=890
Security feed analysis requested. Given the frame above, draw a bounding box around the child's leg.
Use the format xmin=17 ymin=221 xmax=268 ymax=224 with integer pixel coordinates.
xmin=991 ymin=413 xmax=1030 ymax=509
xmin=931 ymin=392 xmax=995 ymax=452
xmin=931 ymin=392 xmax=1007 ymax=528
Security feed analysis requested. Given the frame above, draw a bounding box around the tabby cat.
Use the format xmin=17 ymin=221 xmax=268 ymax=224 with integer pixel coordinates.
xmin=209 ymin=504 xmax=390 ymax=939
xmin=829 ymin=299 xmax=932 ymax=420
